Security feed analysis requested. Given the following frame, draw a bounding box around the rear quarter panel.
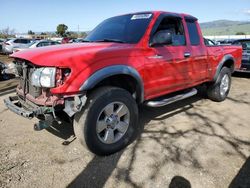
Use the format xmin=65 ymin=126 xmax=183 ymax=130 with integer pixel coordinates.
xmin=222 ymin=45 xmax=242 ymax=69
xmin=206 ymin=45 xmax=242 ymax=79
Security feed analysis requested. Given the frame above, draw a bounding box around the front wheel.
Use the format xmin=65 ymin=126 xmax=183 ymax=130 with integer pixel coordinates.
xmin=207 ymin=67 xmax=232 ymax=102
xmin=73 ymin=87 xmax=138 ymax=156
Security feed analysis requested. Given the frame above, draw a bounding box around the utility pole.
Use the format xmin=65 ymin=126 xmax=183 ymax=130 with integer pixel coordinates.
xmin=78 ymin=25 xmax=80 ymax=38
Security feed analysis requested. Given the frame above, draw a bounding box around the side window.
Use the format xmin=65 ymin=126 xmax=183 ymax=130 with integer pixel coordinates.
xmin=26 ymin=39 xmax=31 ymax=44
xmin=14 ymin=39 xmax=21 ymax=43
xmin=25 ymin=39 xmax=31 ymax=44
xmin=152 ymin=16 xmax=186 ymax=46
xmin=186 ymin=21 xmax=200 ymax=45
xmin=43 ymin=42 xmax=50 ymax=47
xmin=19 ymin=39 xmax=30 ymax=44
xmin=20 ymin=39 xmax=26 ymax=44
xmin=37 ymin=42 xmax=45 ymax=47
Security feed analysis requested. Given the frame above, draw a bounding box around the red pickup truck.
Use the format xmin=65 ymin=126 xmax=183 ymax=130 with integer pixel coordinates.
xmin=4 ymin=11 xmax=242 ymax=155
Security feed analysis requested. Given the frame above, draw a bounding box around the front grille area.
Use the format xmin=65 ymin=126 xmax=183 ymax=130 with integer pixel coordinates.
xmin=15 ymin=59 xmax=42 ymax=98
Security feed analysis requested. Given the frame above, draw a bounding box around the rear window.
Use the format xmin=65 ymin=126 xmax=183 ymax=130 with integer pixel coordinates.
xmin=186 ymin=21 xmax=200 ymax=45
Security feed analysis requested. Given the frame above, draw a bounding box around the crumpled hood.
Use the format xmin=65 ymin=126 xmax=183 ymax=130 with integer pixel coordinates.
xmin=10 ymin=42 xmax=132 ymax=68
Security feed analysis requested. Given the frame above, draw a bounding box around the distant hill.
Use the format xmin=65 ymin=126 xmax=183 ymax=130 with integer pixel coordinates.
xmin=200 ymin=20 xmax=250 ymax=36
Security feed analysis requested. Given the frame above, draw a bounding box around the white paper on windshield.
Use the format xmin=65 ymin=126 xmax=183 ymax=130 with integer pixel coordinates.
xmin=131 ymin=14 xmax=152 ymax=20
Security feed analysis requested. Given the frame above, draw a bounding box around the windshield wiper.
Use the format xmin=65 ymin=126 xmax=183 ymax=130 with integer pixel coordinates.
xmin=94 ymin=38 xmax=126 ymax=43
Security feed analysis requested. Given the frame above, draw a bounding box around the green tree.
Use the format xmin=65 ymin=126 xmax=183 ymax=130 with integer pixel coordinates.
xmin=56 ymin=24 xmax=68 ymax=37
xmin=236 ymin=32 xmax=246 ymax=35
xmin=40 ymin=32 xmax=47 ymax=35
xmin=28 ymin=30 xmax=35 ymax=35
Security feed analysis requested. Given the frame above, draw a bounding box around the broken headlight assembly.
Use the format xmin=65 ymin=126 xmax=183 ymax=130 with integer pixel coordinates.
xmin=31 ymin=67 xmax=56 ymax=88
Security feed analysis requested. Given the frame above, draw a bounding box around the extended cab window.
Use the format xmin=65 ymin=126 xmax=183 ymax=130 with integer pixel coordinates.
xmin=152 ymin=16 xmax=186 ymax=46
xmin=186 ymin=21 xmax=200 ymax=45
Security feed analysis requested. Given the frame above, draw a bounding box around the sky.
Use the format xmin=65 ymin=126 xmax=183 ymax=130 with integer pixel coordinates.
xmin=1 ymin=0 xmax=250 ymax=33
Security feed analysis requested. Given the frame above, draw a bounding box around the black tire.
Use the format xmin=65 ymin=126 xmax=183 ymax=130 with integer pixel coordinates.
xmin=207 ymin=67 xmax=232 ymax=102
xmin=73 ymin=86 xmax=138 ymax=156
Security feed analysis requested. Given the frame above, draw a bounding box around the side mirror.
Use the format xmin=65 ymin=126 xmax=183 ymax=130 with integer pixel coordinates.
xmin=151 ymin=30 xmax=173 ymax=46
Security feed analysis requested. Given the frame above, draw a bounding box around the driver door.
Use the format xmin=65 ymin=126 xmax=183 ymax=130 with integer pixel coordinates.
xmin=144 ymin=14 xmax=192 ymax=99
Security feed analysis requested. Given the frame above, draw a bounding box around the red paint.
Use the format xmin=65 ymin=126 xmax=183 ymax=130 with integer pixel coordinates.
xmin=11 ymin=11 xmax=242 ymax=102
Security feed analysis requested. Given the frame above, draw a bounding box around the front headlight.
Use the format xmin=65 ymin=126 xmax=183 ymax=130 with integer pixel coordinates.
xmin=31 ymin=67 xmax=56 ymax=88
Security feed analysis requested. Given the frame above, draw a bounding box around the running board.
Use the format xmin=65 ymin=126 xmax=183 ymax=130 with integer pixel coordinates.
xmin=145 ymin=88 xmax=198 ymax=107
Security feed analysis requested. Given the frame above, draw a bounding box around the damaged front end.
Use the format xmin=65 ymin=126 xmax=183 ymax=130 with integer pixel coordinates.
xmin=4 ymin=59 xmax=86 ymax=130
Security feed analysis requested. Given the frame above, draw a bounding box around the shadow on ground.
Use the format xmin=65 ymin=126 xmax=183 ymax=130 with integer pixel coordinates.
xmin=63 ymin=94 xmax=203 ymax=188
xmin=233 ymin=72 xmax=250 ymax=79
xmin=169 ymin=176 xmax=192 ymax=188
xmin=46 ymin=121 xmax=74 ymax=141
xmin=0 ymin=75 xmax=18 ymax=95
xmin=229 ymin=157 xmax=250 ymax=188
xmin=43 ymin=89 xmax=250 ymax=188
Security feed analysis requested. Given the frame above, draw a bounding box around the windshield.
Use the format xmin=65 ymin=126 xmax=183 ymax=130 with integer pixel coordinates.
xmin=85 ymin=13 xmax=153 ymax=44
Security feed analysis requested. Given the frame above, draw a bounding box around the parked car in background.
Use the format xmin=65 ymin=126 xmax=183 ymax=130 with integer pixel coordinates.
xmin=232 ymin=39 xmax=250 ymax=72
xmin=2 ymin=38 xmax=33 ymax=54
xmin=13 ymin=40 xmax=61 ymax=53
xmin=204 ymin=38 xmax=216 ymax=46
xmin=217 ymin=39 xmax=235 ymax=45
xmin=69 ymin=38 xmax=86 ymax=43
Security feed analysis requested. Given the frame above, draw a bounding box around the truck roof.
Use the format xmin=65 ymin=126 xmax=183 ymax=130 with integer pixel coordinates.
xmin=119 ymin=11 xmax=198 ymax=21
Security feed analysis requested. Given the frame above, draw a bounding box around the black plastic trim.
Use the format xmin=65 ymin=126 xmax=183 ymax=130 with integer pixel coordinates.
xmin=80 ymin=65 xmax=144 ymax=103
xmin=213 ymin=54 xmax=235 ymax=81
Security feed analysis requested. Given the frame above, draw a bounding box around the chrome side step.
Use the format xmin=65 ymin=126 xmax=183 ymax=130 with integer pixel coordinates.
xmin=145 ymin=88 xmax=198 ymax=107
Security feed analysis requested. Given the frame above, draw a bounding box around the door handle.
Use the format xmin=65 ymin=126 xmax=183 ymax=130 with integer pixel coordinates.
xmin=147 ymin=54 xmax=163 ymax=59
xmin=184 ymin=52 xmax=191 ymax=58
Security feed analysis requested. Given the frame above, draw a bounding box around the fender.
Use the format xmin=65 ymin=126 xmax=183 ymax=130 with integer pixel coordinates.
xmin=79 ymin=65 xmax=144 ymax=103
xmin=213 ymin=54 xmax=235 ymax=82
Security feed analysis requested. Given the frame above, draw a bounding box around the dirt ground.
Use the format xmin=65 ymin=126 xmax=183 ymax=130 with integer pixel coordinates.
xmin=0 ymin=66 xmax=250 ymax=187
xmin=0 ymin=55 xmax=12 ymax=65
xmin=0 ymin=54 xmax=18 ymax=93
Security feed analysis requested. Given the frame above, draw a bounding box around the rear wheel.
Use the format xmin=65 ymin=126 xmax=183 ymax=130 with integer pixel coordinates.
xmin=73 ymin=87 xmax=138 ymax=156
xmin=207 ymin=67 xmax=231 ymax=102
